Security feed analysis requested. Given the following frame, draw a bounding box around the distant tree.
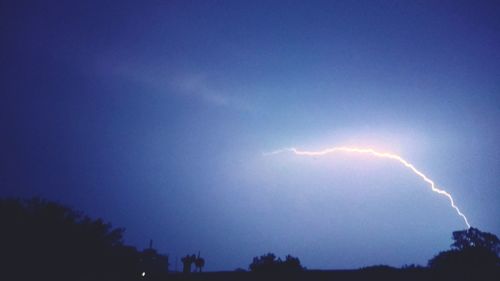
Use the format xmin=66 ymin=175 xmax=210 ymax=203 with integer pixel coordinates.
xmin=428 ymin=227 xmax=500 ymax=278
xmin=282 ymin=255 xmax=303 ymax=271
xmin=181 ymin=254 xmax=196 ymax=273
xmin=249 ymin=253 xmax=278 ymax=272
xmin=234 ymin=267 xmax=247 ymax=272
xmin=360 ymin=265 xmax=397 ymax=271
xmin=249 ymin=253 xmax=304 ymax=273
xmin=194 ymin=253 xmax=205 ymax=272
xmin=401 ymin=263 xmax=425 ymax=271
xmin=359 ymin=264 xmax=398 ymax=274
xmin=401 ymin=264 xmax=424 ymax=269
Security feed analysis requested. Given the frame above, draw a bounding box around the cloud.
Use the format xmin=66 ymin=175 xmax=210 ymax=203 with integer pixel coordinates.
xmin=95 ymin=58 xmax=252 ymax=111
xmin=167 ymin=73 xmax=254 ymax=111
xmin=169 ymin=73 xmax=229 ymax=106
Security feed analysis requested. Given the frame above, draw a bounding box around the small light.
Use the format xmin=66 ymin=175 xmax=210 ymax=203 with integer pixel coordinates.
xmin=141 ymin=272 xmax=146 ymax=277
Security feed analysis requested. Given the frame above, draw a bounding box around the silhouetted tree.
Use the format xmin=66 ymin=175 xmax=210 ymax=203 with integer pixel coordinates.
xmin=282 ymin=255 xmax=303 ymax=271
xmin=249 ymin=253 xmax=304 ymax=273
xmin=451 ymin=227 xmax=500 ymax=254
xmin=0 ymin=197 xmax=168 ymax=281
xmin=194 ymin=252 xmax=205 ymax=272
xmin=181 ymin=254 xmax=196 ymax=273
xmin=428 ymin=227 xmax=500 ymax=279
xmin=249 ymin=253 xmax=278 ymax=272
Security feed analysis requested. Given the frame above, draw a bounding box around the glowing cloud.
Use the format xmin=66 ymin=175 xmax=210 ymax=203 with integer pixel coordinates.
xmin=265 ymin=146 xmax=471 ymax=229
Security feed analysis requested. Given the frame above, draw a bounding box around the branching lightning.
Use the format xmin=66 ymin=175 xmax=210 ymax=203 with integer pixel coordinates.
xmin=265 ymin=146 xmax=471 ymax=229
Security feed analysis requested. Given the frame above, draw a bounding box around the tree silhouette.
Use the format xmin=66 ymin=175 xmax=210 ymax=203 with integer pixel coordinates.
xmin=249 ymin=253 xmax=304 ymax=273
xmin=282 ymin=255 xmax=303 ymax=271
xmin=428 ymin=227 xmax=500 ymax=278
xmin=0 ymin=197 xmax=168 ymax=281
xmin=195 ymin=252 xmax=205 ymax=272
xmin=250 ymin=253 xmax=278 ymax=272
xmin=451 ymin=227 xmax=500 ymax=254
xmin=181 ymin=254 xmax=196 ymax=273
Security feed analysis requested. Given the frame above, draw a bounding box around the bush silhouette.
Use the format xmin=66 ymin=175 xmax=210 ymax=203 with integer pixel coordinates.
xmin=249 ymin=253 xmax=304 ymax=273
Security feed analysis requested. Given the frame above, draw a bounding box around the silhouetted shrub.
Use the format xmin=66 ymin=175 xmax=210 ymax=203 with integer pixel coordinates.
xmin=249 ymin=253 xmax=304 ymax=273
xmin=234 ymin=267 xmax=247 ymax=272
xmin=360 ymin=265 xmax=397 ymax=272
xmin=401 ymin=264 xmax=424 ymax=270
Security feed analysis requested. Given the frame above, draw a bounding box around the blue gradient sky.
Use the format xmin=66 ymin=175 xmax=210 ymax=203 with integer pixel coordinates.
xmin=1 ymin=0 xmax=499 ymax=271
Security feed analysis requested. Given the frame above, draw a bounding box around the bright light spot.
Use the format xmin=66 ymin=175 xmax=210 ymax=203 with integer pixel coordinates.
xmin=141 ymin=272 xmax=146 ymax=277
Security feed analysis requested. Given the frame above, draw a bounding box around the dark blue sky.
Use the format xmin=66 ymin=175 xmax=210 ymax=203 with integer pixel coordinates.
xmin=1 ymin=0 xmax=499 ymax=271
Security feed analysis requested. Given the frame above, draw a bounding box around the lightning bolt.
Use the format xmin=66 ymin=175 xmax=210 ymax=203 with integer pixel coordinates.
xmin=265 ymin=146 xmax=471 ymax=229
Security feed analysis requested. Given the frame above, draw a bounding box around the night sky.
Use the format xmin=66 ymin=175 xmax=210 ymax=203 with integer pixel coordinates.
xmin=1 ymin=0 xmax=499 ymax=271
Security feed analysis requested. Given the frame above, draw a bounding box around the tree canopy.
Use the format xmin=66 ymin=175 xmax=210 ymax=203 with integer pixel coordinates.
xmin=451 ymin=227 xmax=500 ymax=254
xmin=428 ymin=227 xmax=499 ymax=278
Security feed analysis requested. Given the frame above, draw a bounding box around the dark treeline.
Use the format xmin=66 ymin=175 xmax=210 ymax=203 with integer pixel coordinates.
xmin=1 ymin=197 xmax=499 ymax=281
xmin=0 ymin=198 xmax=168 ymax=281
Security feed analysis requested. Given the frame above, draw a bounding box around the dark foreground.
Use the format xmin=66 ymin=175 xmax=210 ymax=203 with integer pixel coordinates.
xmin=168 ymin=268 xmax=499 ymax=281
